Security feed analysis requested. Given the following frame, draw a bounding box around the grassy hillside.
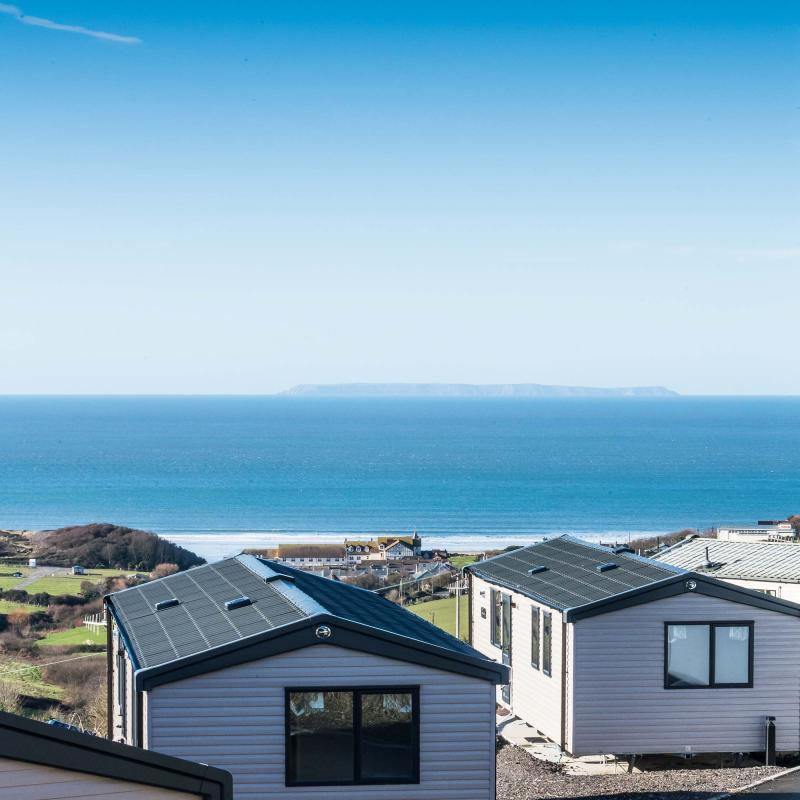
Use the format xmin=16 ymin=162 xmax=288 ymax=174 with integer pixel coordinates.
xmin=408 ymin=595 xmax=469 ymax=641
xmin=37 ymin=627 xmax=106 ymax=647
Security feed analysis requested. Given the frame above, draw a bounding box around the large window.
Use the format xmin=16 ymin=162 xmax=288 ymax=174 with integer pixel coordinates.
xmin=665 ymin=622 xmax=753 ymax=689
xmin=286 ymin=688 xmax=419 ymax=786
xmin=531 ymin=608 xmax=540 ymax=669
xmin=490 ymin=589 xmax=502 ymax=647
xmin=542 ymin=611 xmax=552 ymax=676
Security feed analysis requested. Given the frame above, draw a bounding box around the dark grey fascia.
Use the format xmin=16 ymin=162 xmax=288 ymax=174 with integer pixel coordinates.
xmin=134 ymin=613 xmax=508 ymax=691
xmin=104 ymin=597 xmax=142 ymax=671
xmin=0 ymin=711 xmax=232 ymax=800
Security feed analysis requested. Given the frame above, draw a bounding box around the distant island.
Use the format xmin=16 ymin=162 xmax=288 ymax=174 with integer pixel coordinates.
xmin=279 ymin=383 xmax=679 ymax=398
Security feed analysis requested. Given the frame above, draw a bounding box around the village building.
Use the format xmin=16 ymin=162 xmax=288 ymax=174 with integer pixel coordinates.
xmin=345 ymin=534 xmax=422 ymax=563
xmin=106 ymin=553 xmax=505 ymax=800
xmin=265 ymin=543 xmax=347 ymax=570
xmin=715 ymin=521 xmax=796 ymax=542
xmin=655 ymin=536 xmax=800 ymax=603
xmin=467 ymin=535 xmax=800 ymax=757
xmin=0 ymin=709 xmax=232 ymax=799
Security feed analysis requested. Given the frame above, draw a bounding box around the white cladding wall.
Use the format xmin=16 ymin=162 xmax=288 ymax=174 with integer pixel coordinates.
xmin=0 ymin=757 xmax=198 ymax=800
xmin=147 ymin=645 xmax=496 ymax=800
xmin=570 ymin=593 xmax=800 ymax=755
xmin=719 ymin=578 xmax=800 ymax=604
xmin=111 ymin=622 xmax=136 ymax=745
xmin=470 ymin=575 xmax=565 ymax=746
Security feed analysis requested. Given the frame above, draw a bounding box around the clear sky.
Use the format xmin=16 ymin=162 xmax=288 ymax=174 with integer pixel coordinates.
xmin=1 ymin=1 xmax=797 ymax=395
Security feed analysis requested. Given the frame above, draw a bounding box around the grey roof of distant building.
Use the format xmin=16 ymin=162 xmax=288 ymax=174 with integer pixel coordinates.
xmin=655 ymin=537 xmax=800 ymax=581
xmin=276 ymin=543 xmax=346 ymax=558
xmin=107 ymin=553 xmax=504 ymax=688
xmin=467 ymin=535 xmax=685 ymax=612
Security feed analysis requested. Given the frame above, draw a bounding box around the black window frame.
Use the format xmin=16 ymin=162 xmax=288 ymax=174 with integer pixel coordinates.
xmin=542 ymin=611 xmax=552 ymax=676
xmin=490 ymin=589 xmax=502 ymax=647
xmin=663 ymin=621 xmax=754 ymax=690
xmin=531 ymin=607 xmax=540 ymax=670
xmin=285 ymin=686 xmax=420 ymax=787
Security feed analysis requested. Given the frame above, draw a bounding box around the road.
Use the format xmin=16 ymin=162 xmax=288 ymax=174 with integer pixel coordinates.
xmin=737 ymin=768 xmax=800 ymax=797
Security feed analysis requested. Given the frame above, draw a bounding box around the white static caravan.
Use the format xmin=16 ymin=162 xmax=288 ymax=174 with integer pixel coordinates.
xmin=0 ymin=710 xmax=231 ymax=800
xmin=106 ymin=555 xmax=506 ymax=800
xmin=467 ymin=536 xmax=800 ymax=758
xmin=655 ymin=536 xmax=800 ymax=603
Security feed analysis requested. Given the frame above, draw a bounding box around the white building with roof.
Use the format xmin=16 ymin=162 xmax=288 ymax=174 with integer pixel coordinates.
xmin=655 ymin=536 xmax=800 ymax=603
xmin=716 ymin=522 xmax=795 ymax=542
xmin=467 ymin=535 xmax=800 ymax=758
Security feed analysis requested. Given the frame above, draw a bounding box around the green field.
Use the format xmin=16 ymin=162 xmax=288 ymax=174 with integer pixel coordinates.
xmin=448 ymin=555 xmax=478 ymax=570
xmin=0 ymin=600 xmax=41 ymax=615
xmin=0 ymin=568 xmax=32 ymax=592
xmin=25 ymin=569 xmax=128 ymax=596
xmin=37 ymin=626 xmax=106 ymax=648
xmin=408 ymin=595 xmax=469 ymax=641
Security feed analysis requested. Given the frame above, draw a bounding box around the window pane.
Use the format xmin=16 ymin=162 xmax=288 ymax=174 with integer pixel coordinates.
xmin=360 ymin=692 xmax=415 ymax=782
xmin=667 ymin=625 xmax=710 ymax=687
xmin=501 ymin=594 xmax=512 ymax=658
xmin=491 ymin=589 xmax=501 ymax=646
xmin=288 ymin=691 xmax=354 ymax=784
xmin=531 ymin=609 xmax=540 ymax=669
xmin=542 ymin=612 xmax=552 ymax=675
xmin=714 ymin=626 xmax=750 ymax=684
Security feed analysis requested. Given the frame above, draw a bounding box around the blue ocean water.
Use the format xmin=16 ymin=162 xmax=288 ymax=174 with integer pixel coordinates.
xmin=0 ymin=396 xmax=797 ymax=558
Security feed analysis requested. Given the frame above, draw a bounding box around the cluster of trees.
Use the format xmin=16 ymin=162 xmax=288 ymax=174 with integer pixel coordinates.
xmin=34 ymin=523 xmax=204 ymax=571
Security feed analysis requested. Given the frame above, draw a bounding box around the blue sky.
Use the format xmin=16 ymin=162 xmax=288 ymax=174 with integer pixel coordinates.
xmin=0 ymin=1 xmax=797 ymax=394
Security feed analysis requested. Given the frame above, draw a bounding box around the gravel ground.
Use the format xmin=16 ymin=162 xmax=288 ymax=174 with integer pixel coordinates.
xmin=497 ymin=744 xmax=783 ymax=800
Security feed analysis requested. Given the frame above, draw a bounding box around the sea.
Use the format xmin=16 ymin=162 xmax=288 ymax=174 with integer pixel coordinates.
xmin=0 ymin=396 xmax=797 ymax=561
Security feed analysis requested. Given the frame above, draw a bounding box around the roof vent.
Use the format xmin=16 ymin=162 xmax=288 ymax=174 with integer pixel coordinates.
xmin=527 ymin=566 xmax=548 ymax=575
xmin=612 ymin=546 xmax=633 ymax=554
xmin=596 ymin=562 xmax=618 ymax=573
xmin=225 ymin=596 xmax=252 ymax=611
xmin=703 ymin=546 xmax=713 ymax=569
xmin=155 ymin=598 xmax=179 ymax=611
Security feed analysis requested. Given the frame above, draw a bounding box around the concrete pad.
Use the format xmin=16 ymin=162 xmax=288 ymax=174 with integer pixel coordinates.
xmin=496 ymin=714 xmax=637 ymax=775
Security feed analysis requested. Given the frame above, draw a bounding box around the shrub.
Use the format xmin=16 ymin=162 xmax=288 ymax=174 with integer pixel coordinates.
xmin=150 ymin=563 xmax=179 ymax=580
xmin=0 ymin=682 xmax=21 ymax=714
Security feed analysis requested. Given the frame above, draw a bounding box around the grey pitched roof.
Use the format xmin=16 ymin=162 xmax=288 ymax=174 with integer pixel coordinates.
xmin=655 ymin=537 xmax=800 ymax=581
xmin=467 ymin=535 xmax=685 ymax=611
xmin=265 ymin=559 xmax=477 ymax=657
xmin=108 ymin=554 xmax=490 ymax=679
xmin=109 ymin=557 xmax=309 ymax=670
xmin=0 ymin=711 xmax=232 ymax=799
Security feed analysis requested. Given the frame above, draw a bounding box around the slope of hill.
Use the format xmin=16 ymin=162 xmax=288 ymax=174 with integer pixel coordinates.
xmin=32 ymin=523 xmax=204 ymax=571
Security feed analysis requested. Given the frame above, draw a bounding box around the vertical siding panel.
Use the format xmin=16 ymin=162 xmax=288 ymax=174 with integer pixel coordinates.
xmin=571 ymin=594 xmax=800 ymax=755
xmin=147 ymin=645 xmax=496 ymax=800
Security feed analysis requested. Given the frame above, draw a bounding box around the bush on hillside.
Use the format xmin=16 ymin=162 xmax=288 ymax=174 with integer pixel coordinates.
xmin=35 ymin=523 xmax=204 ymax=571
